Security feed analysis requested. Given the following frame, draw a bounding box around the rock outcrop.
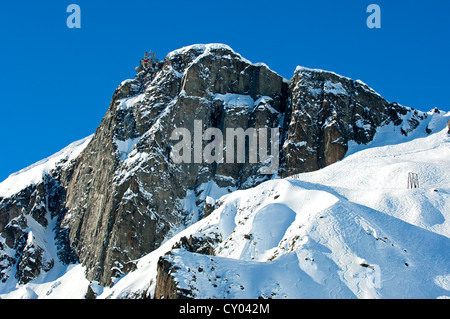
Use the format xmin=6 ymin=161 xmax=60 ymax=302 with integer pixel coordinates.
xmin=155 ymin=234 xmax=220 ymax=299
xmin=0 ymin=172 xmax=77 ymax=284
xmin=0 ymin=44 xmax=431 ymax=287
xmin=155 ymin=253 xmax=191 ymax=299
xmin=280 ymin=67 xmax=408 ymax=176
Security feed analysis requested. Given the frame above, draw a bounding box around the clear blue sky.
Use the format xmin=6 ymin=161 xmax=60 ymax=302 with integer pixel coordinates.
xmin=0 ymin=0 xmax=449 ymax=182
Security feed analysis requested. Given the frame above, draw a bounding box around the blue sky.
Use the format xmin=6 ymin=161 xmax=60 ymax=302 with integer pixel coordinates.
xmin=0 ymin=0 xmax=449 ymax=182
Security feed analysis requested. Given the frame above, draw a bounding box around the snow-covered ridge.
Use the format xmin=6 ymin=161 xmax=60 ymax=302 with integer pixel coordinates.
xmin=0 ymin=135 xmax=92 ymax=198
xmin=167 ymin=43 xmax=250 ymax=63
xmin=295 ymin=65 xmax=355 ymax=83
xmin=295 ymin=65 xmax=381 ymax=97
xmin=166 ymin=43 xmax=288 ymax=82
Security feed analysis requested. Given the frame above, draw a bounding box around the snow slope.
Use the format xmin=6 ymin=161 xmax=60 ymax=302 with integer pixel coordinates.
xmin=0 ymin=136 xmax=93 ymax=198
xmin=1 ymin=111 xmax=449 ymax=299
xmin=0 ymin=136 xmax=93 ymax=299
xmin=294 ymin=111 xmax=450 ymax=238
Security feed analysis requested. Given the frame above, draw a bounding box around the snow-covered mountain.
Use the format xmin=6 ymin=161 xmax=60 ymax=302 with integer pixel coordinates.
xmin=101 ymin=114 xmax=450 ymax=299
xmin=0 ymin=44 xmax=449 ymax=299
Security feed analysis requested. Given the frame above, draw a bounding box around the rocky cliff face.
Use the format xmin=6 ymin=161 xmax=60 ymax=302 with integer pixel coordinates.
xmin=61 ymin=44 xmax=289 ymax=286
xmin=280 ymin=67 xmax=409 ymax=176
xmin=0 ymin=44 xmax=428 ymax=288
xmin=0 ymin=160 xmax=80 ymax=284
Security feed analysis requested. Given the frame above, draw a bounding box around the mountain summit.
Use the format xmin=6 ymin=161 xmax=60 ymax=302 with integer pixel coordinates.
xmin=0 ymin=44 xmax=449 ymax=298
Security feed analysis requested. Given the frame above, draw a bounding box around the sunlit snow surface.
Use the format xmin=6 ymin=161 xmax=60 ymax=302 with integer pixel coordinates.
xmin=1 ymin=111 xmax=450 ymax=299
xmin=0 ymin=136 xmax=93 ymax=199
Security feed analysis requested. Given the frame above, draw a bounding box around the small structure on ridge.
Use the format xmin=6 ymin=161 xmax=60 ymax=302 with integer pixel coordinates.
xmin=135 ymin=51 xmax=159 ymax=73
